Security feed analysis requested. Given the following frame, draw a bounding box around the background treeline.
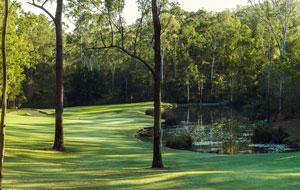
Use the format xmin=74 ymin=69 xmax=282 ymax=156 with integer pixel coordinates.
xmin=3 ymin=2 xmax=300 ymax=119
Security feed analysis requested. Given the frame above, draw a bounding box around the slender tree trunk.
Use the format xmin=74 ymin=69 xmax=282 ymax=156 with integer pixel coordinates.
xmin=230 ymin=77 xmax=234 ymax=103
xmin=161 ymin=41 xmax=165 ymax=83
xmin=97 ymin=60 xmax=101 ymax=72
xmin=187 ymin=109 xmax=190 ymax=125
xmin=111 ymin=66 xmax=115 ymax=93
xmin=173 ymin=56 xmax=177 ymax=78
xmin=210 ymin=52 xmax=216 ymax=97
xmin=187 ymin=81 xmax=190 ymax=104
xmin=198 ymin=82 xmax=201 ymax=104
xmin=0 ymin=0 xmax=9 ymax=188
xmin=267 ymin=50 xmax=272 ymax=123
xmin=200 ymin=82 xmax=203 ymax=105
xmin=266 ymin=73 xmax=271 ymax=122
xmin=125 ymin=78 xmax=128 ymax=102
xmin=152 ymin=0 xmax=163 ymax=168
xmin=173 ymin=44 xmax=177 ymax=78
xmin=278 ymin=78 xmax=282 ymax=117
xmin=278 ymin=50 xmax=284 ymax=118
xmin=53 ymin=0 xmax=64 ymax=151
xmin=211 ymin=54 xmax=216 ymax=81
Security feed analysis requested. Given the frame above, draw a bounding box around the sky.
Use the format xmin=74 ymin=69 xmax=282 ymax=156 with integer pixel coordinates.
xmin=21 ymin=0 xmax=249 ymax=30
xmin=123 ymin=0 xmax=249 ymax=24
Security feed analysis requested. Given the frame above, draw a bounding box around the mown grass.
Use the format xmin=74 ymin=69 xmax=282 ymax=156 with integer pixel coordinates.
xmin=3 ymin=102 xmax=300 ymax=189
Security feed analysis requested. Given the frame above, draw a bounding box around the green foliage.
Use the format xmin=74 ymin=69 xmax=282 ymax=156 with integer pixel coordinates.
xmin=1 ymin=0 xmax=300 ymax=117
xmin=165 ymin=134 xmax=193 ymax=149
xmin=0 ymin=3 xmax=34 ymax=108
xmin=18 ymin=12 xmax=56 ymax=109
xmin=66 ymin=66 xmax=106 ymax=106
xmin=252 ymin=124 xmax=289 ymax=144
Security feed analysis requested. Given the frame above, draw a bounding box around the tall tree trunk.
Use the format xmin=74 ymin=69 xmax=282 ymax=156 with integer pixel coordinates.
xmin=200 ymin=82 xmax=203 ymax=105
xmin=173 ymin=56 xmax=177 ymax=78
xmin=278 ymin=78 xmax=282 ymax=117
xmin=111 ymin=66 xmax=115 ymax=93
xmin=198 ymin=82 xmax=201 ymax=104
xmin=152 ymin=0 xmax=163 ymax=168
xmin=211 ymin=54 xmax=216 ymax=81
xmin=125 ymin=77 xmax=128 ymax=102
xmin=0 ymin=0 xmax=9 ymax=188
xmin=267 ymin=49 xmax=272 ymax=123
xmin=161 ymin=41 xmax=165 ymax=83
xmin=53 ymin=0 xmax=64 ymax=151
xmin=278 ymin=51 xmax=284 ymax=118
xmin=230 ymin=77 xmax=234 ymax=103
xmin=187 ymin=81 xmax=190 ymax=103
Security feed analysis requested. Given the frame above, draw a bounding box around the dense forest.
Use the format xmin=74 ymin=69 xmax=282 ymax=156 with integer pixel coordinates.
xmin=1 ymin=0 xmax=300 ymax=189
xmin=2 ymin=0 xmax=300 ymax=120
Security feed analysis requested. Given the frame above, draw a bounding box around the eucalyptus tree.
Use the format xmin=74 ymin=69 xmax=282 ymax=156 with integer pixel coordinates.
xmin=248 ymin=0 xmax=298 ymax=116
xmin=256 ymin=21 xmax=276 ymax=122
xmin=0 ymin=0 xmax=9 ymax=187
xmin=188 ymin=64 xmax=206 ymax=104
xmin=17 ymin=13 xmax=56 ymax=109
xmin=69 ymin=0 xmax=168 ymax=168
xmin=29 ymin=0 xmax=65 ymax=151
xmin=0 ymin=1 xmax=35 ymax=186
xmin=204 ymin=11 xmax=241 ymax=97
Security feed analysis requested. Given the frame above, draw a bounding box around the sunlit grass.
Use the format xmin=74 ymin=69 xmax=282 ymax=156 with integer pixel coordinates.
xmin=2 ymin=102 xmax=300 ymax=189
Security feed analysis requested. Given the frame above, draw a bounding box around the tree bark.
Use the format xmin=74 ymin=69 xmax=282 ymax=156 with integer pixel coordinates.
xmin=230 ymin=77 xmax=234 ymax=103
xmin=125 ymin=77 xmax=128 ymax=102
xmin=152 ymin=0 xmax=164 ymax=168
xmin=267 ymin=48 xmax=272 ymax=123
xmin=187 ymin=81 xmax=190 ymax=104
xmin=278 ymin=78 xmax=282 ymax=117
xmin=211 ymin=54 xmax=216 ymax=81
xmin=53 ymin=0 xmax=64 ymax=151
xmin=0 ymin=0 xmax=9 ymax=188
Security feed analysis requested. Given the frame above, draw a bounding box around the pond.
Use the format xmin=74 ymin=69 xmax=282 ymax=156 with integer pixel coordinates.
xmin=137 ymin=106 xmax=300 ymax=155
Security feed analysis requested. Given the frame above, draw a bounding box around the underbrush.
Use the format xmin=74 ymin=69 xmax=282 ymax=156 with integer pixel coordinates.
xmin=165 ymin=135 xmax=193 ymax=149
xmin=252 ymin=124 xmax=289 ymax=144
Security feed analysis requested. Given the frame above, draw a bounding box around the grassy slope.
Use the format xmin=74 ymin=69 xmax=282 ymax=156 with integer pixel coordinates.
xmin=3 ymin=102 xmax=300 ymax=190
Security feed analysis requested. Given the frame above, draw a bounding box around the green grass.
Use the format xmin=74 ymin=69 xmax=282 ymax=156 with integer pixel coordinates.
xmin=3 ymin=102 xmax=300 ymax=190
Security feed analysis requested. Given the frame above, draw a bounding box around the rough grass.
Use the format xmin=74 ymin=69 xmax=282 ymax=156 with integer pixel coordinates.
xmin=3 ymin=102 xmax=300 ymax=190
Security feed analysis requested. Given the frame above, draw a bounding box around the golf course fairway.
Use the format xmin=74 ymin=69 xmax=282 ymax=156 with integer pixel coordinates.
xmin=3 ymin=102 xmax=300 ymax=189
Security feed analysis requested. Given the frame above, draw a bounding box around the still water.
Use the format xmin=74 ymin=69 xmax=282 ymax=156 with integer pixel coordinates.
xmin=138 ymin=106 xmax=299 ymax=154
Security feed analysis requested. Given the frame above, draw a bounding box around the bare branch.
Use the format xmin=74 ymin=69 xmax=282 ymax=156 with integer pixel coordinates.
xmin=42 ymin=0 xmax=49 ymax=7
xmin=99 ymin=29 xmax=107 ymax=47
xmin=248 ymin=0 xmax=281 ymax=49
xmin=87 ymin=45 xmax=155 ymax=76
xmin=27 ymin=0 xmax=56 ymax=23
xmin=131 ymin=0 xmax=150 ymax=55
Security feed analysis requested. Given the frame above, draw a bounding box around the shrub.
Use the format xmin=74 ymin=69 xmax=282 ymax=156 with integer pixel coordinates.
xmin=145 ymin=109 xmax=154 ymax=116
xmin=163 ymin=111 xmax=179 ymax=126
xmin=145 ymin=108 xmax=165 ymax=116
xmin=165 ymin=135 xmax=193 ymax=149
xmin=252 ymin=124 xmax=289 ymax=144
xmin=243 ymin=100 xmax=266 ymax=120
xmin=145 ymin=109 xmax=179 ymax=126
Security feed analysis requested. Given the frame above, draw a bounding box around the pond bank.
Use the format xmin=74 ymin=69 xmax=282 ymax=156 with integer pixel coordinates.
xmin=175 ymin=101 xmax=230 ymax=108
xmin=272 ymin=118 xmax=300 ymax=144
xmin=139 ymin=105 xmax=300 ymax=154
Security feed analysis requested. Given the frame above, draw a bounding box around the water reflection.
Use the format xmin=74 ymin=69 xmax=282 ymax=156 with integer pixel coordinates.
xmin=160 ymin=106 xmax=296 ymax=154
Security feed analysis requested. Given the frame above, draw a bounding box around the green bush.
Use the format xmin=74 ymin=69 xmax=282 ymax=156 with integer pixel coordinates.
xmin=163 ymin=111 xmax=179 ymax=126
xmin=243 ymin=100 xmax=266 ymax=120
xmin=165 ymin=135 xmax=193 ymax=149
xmin=145 ymin=109 xmax=154 ymax=116
xmin=145 ymin=108 xmax=166 ymax=116
xmin=252 ymin=124 xmax=289 ymax=144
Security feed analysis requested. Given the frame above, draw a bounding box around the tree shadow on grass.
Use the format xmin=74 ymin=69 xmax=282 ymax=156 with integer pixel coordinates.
xmin=3 ymin=103 xmax=300 ymax=189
